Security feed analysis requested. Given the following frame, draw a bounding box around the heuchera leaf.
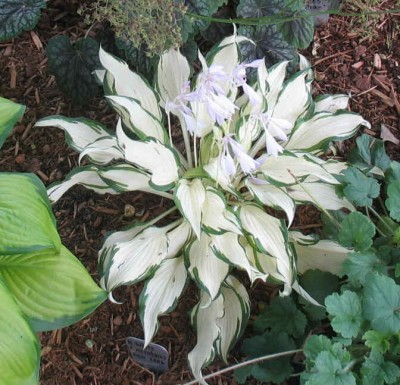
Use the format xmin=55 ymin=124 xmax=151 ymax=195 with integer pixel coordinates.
xmin=362 ymin=330 xmax=392 ymax=354
xmin=385 ymin=180 xmax=400 ymax=221
xmin=361 ymin=350 xmax=400 ymax=385
xmin=46 ymin=35 xmax=101 ymax=104
xmin=184 ymin=0 xmax=228 ymax=31
xmin=0 ymin=0 xmax=46 ymax=41
xmin=338 ymin=212 xmax=375 ymax=252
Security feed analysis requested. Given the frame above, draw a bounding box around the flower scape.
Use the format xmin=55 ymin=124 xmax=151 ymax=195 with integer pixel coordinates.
xmin=36 ymin=32 xmax=370 ymax=383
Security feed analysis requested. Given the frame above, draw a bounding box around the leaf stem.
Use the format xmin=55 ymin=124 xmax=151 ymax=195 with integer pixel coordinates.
xmin=180 ymin=349 xmax=302 ymax=385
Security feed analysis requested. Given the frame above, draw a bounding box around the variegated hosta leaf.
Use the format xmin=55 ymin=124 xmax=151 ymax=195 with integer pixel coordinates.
xmin=287 ymin=182 xmax=355 ymax=212
xmin=117 ymin=120 xmax=179 ymax=190
xmin=35 ymin=116 xmax=112 ymax=153
xmin=286 ymin=111 xmax=370 ymax=151
xmin=314 ymin=94 xmax=349 ymax=113
xmin=188 ymin=291 xmax=224 ymax=385
xmin=290 ymin=231 xmax=351 ymax=275
xmin=211 ymin=232 xmax=268 ymax=284
xmin=239 ymin=204 xmax=293 ymax=286
xmin=185 ymin=233 xmax=230 ymax=302
xmin=175 ymin=178 xmax=205 ymax=239
xmin=203 ymin=157 xmax=234 ymax=193
xmin=246 ymin=178 xmax=295 ymax=226
xmin=157 ymin=49 xmax=190 ymax=109
xmin=106 ymin=95 xmax=166 ymax=143
xmin=265 ymin=61 xmax=289 ymax=111
xmin=100 ymin=224 xmax=175 ymax=291
xmin=216 ymin=276 xmax=250 ymax=362
xmin=78 ymin=136 xmax=123 ymax=165
xmin=258 ymin=154 xmax=339 ymax=185
xmin=47 ymin=164 xmax=150 ymax=203
xmin=272 ymin=71 xmax=310 ymax=126
xmin=202 ymin=188 xmax=241 ymax=235
xmin=99 ymin=47 xmax=161 ymax=120
xmin=140 ymin=256 xmax=187 ymax=347
xmin=166 ymin=220 xmax=192 ymax=258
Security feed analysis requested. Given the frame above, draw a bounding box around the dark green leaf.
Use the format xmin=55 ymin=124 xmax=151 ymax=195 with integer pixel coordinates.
xmin=341 ymin=251 xmax=386 ymax=285
xmin=237 ymin=0 xmax=282 ymax=18
xmin=362 ymin=330 xmax=392 ymax=354
xmin=385 ymin=161 xmax=400 ymax=185
xmin=184 ymin=0 xmax=227 ymax=31
xmin=363 ymin=273 xmax=400 ymax=333
xmin=340 ymin=167 xmax=380 ymax=207
xmin=361 ymin=350 xmax=400 ymax=385
xmin=338 ymin=212 xmax=375 ymax=251
xmin=303 ymin=335 xmax=332 ymax=363
xmin=46 ymin=36 xmax=101 ymax=105
xmin=321 ymin=210 xmax=347 ymax=241
xmin=325 ymin=291 xmax=363 ymax=338
xmin=254 ymin=296 xmax=307 ymax=338
xmin=386 ymin=180 xmax=400 ymax=221
xmin=0 ymin=0 xmax=46 ymax=41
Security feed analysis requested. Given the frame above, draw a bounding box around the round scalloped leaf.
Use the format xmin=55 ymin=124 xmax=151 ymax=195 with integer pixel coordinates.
xmin=0 ymin=0 xmax=46 ymax=42
xmin=46 ymin=35 xmax=101 ymax=104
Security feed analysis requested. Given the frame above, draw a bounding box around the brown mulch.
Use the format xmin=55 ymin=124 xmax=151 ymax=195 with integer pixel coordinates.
xmin=0 ymin=1 xmax=399 ymax=385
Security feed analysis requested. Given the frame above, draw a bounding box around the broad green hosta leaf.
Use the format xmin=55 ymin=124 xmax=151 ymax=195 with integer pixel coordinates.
xmin=0 ymin=280 xmax=39 ymax=385
xmin=216 ymin=276 xmax=250 ymax=362
xmin=188 ymin=291 xmax=224 ymax=385
xmin=0 ymin=96 xmax=25 ymax=148
xmin=35 ymin=116 xmax=112 ymax=154
xmin=0 ymin=0 xmax=46 ymax=42
xmin=99 ymin=47 xmax=161 ymax=120
xmin=290 ymin=231 xmax=351 ymax=275
xmin=117 ymin=120 xmax=179 ymax=190
xmin=186 ymin=233 xmax=230 ymax=302
xmin=314 ymin=94 xmax=349 ymax=113
xmin=258 ymin=154 xmax=338 ymax=185
xmin=100 ymin=224 xmax=173 ymax=291
xmin=286 ymin=111 xmax=370 ymax=151
xmin=157 ymin=48 xmax=190 ymax=109
xmin=106 ymin=95 xmax=166 ymax=143
xmin=239 ymin=204 xmax=292 ymax=284
xmin=0 ymin=173 xmax=60 ymax=254
xmin=273 ymin=71 xmax=310 ymax=127
xmin=175 ymin=178 xmax=205 ymax=239
xmin=140 ymin=256 xmax=187 ymax=346
xmin=246 ymin=179 xmax=295 ymax=225
xmin=0 ymin=245 xmax=106 ymax=331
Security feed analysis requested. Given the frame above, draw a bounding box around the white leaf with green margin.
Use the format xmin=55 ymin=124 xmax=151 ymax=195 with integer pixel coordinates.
xmin=272 ymin=71 xmax=310 ymax=127
xmin=287 ymin=183 xmax=355 ymax=212
xmin=211 ymin=232 xmax=268 ymax=283
xmin=100 ymin=224 xmax=176 ymax=291
xmin=35 ymin=116 xmax=111 ymax=153
xmin=290 ymin=231 xmax=351 ymax=274
xmin=204 ymin=156 xmax=234 ymax=193
xmin=175 ymin=178 xmax=205 ymax=239
xmin=246 ymin=178 xmax=295 ymax=225
xmin=106 ymin=95 xmax=166 ymax=142
xmin=188 ymin=291 xmax=224 ymax=385
xmin=99 ymin=47 xmax=161 ymax=119
xmin=265 ymin=61 xmax=289 ymax=111
xmin=0 ymin=173 xmax=61 ymax=254
xmin=0 ymin=96 xmax=25 ymax=148
xmin=186 ymin=233 xmax=229 ymax=302
xmin=202 ymin=187 xmax=241 ymax=235
xmin=78 ymin=136 xmax=123 ymax=165
xmin=258 ymin=154 xmax=339 ymax=185
xmin=286 ymin=112 xmax=370 ymax=151
xmin=0 ymin=280 xmax=39 ymax=385
xmin=140 ymin=256 xmax=187 ymax=346
xmin=314 ymin=94 xmax=349 ymax=113
xmin=117 ymin=120 xmax=179 ymax=190
xmin=0 ymin=245 xmax=106 ymax=331
xmin=239 ymin=204 xmax=293 ymax=285
xmin=166 ymin=220 xmax=192 ymax=258
xmin=157 ymin=49 xmax=190 ymax=109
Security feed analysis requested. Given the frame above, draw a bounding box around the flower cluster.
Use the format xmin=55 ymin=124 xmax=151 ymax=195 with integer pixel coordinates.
xmin=36 ymin=32 xmax=369 ymax=384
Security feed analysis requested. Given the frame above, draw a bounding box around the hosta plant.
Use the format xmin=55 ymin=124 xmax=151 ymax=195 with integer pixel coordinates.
xmin=36 ymin=32 xmax=369 ymax=382
xmin=0 ymin=97 xmax=107 ymax=385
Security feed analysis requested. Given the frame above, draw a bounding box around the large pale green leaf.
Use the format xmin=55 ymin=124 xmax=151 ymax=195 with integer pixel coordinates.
xmin=286 ymin=111 xmax=370 ymax=151
xmin=0 ymin=96 xmax=25 ymax=148
xmin=106 ymin=95 xmax=166 ymax=143
xmin=117 ymin=120 xmax=179 ymax=190
xmin=0 ymin=245 xmax=106 ymax=331
xmin=0 ymin=173 xmax=60 ymax=254
xmin=35 ymin=116 xmax=112 ymax=154
xmin=139 ymin=256 xmax=187 ymax=346
xmin=0 ymin=279 xmax=39 ymax=385
xmin=99 ymin=47 xmax=161 ymax=120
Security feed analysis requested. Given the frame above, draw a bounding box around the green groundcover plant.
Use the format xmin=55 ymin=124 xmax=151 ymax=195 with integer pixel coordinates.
xmin=0 ymin=97 xmax=107 ymax=385
xmin=36 ymin=32 xmax=370 ymax=383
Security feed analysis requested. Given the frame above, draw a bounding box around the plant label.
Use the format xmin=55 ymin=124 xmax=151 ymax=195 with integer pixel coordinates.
xmin=126 ymin=337 xmax=169 ymax=373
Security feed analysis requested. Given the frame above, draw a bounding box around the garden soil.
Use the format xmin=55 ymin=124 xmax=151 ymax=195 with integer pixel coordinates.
xmin=0 ymin=1 xmax=399 ymax=384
